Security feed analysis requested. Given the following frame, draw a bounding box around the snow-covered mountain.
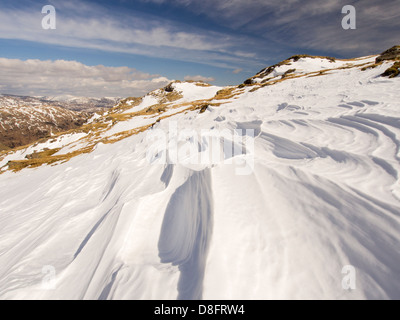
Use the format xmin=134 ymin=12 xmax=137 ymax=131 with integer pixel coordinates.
xmin=1 ymin=94 xmax=120 ymax=112
xmin=0 ymin=94 xmax=122 ymax=151
xmin=0 ymin=95 xmax=89 ymax=151
xmin=39 ymin=95 xmax=121 ymax=112
xmin=0 ymin=47 xmax=399 ymax=300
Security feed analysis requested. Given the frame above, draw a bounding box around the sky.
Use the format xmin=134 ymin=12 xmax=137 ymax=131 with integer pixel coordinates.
xmin=0 ymin=0 xmax=399 ymax=98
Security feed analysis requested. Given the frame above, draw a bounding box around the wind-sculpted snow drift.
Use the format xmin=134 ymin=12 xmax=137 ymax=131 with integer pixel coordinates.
xmin=0 ymin=51 xmax=400 ymax=299
xmin=158 ymin=169 xmax=214 ymax=300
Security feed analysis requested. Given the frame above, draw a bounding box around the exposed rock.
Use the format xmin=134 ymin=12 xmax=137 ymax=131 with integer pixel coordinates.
xmin=199 ymin=104 xmax=209 ymax=114
xmin=382 ymin=61 xmax=400 ymax=78
xmin=376 ymin=45 xmax=400 ymax=63
xmin=164 ymin=83 xmax=175 ymax=93
xmin=281 ymin=69 xmax=296 ymax=79
xmin=243 ymin=78 xmax=254 ymax=85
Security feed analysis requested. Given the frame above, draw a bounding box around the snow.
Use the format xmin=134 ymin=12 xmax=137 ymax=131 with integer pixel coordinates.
xmin=253 ymin=56 xmax=377 ymax=83
xmin=0 ymin=60 xmax=400 ymax=300
xmin=0 ymin=132 xmax=89 ymax=168
xmin=122 ymin=82 xmax=221 ymax=115
xmin=172 ymin=82 xmax=221 ymax=102
xmin=102 ymin=116 xmax=156 ymax=138
xmin=52 ymin=133 xmax=90 ymax=155
xmin=86 ymin=113 xmax=102 ymax=124
xmin=122 ymin=95 xmax=158 ymax=114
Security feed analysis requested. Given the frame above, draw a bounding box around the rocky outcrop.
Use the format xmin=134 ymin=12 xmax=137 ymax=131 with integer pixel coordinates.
xmin=382 ymin=61 xmax=400 ymax=78
xmin=376 ymin=45 xmax=400 ymax=63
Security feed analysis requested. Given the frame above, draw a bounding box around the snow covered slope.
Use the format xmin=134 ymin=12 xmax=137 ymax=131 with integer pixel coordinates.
xmin=0 ymin=53 xmax=400 ymax=300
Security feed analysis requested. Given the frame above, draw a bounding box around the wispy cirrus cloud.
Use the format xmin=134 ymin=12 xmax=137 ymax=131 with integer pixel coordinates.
xmin=0 ymin=58 xmax=170 ymax=97
xmin=141 ymin=0 xmax=400 ymax=56
xmin=0 ymin=0 xmax=272 ymax=70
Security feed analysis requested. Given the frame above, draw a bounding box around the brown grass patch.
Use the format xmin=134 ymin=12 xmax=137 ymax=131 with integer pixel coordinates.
xmin=25 ymin=148 xmax=60 ymax=160
xmin=289 ymin=54 xmax=336 ymax=63
xmin=7 ymin=145 xmax=95 ymax=172
xmin=0 ymin=143 xmax=10 ymax=152
xmin=214 ymin=87 xmax=238 ymax=100
xmin=361 ymin=63 xmax=381 ymax=71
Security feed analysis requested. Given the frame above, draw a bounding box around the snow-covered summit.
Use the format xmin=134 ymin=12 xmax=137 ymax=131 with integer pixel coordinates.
xmin=245 ymin=54 xmax=377 ymax=85
xmin=118 ymin=81 xmax=222 ymax=114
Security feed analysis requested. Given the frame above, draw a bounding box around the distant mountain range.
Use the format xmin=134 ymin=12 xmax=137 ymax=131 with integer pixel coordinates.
xmin=0 ymin=94 xmax=120 ymax=112
xmin=0 ymin=94 xmax=120 ymax=150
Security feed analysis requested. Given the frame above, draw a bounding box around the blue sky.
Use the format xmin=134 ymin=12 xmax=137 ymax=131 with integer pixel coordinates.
xmin=0 ymin=0 xmax=398 ymax=97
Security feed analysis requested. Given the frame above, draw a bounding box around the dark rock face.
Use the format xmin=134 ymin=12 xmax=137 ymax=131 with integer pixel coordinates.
xmin=381 ymin=61 xmax=400 ymax=78
xmin=243 ymin=78 xmax=254 ymax=85
xmin=376 ymin=46 xmax=400 ymax=63
xmin=199 ymin=104 xmax=209 ymax=114
xmin=164 ymin=83 xmax=175 ymax=93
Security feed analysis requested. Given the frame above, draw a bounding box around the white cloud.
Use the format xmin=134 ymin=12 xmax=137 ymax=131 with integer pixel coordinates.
xmin=232 ymin=68 xmax=243 ymax=74
xmin=184 ymin=75 xmax=215 ymax=83
xmin=0 ymin=58 xmax=171 ymax=98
